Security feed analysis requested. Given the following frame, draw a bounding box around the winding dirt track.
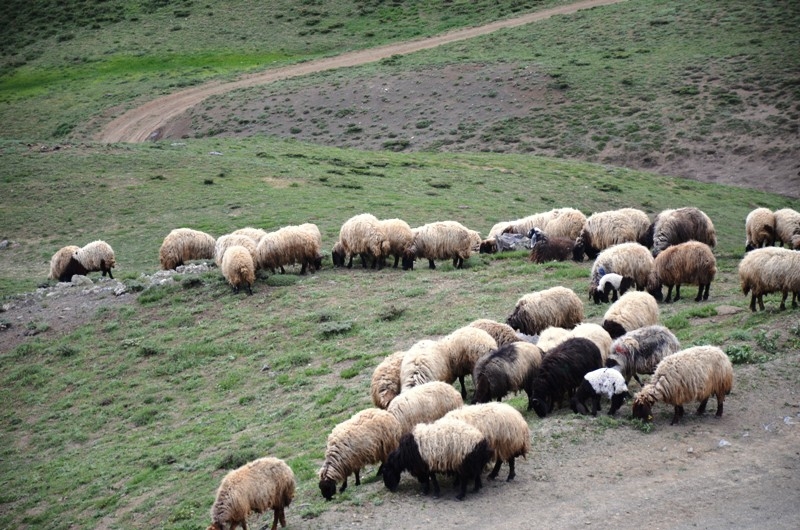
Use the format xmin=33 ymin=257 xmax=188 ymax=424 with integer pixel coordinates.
xmin=97 ymin=0 xmax=626 ymax=143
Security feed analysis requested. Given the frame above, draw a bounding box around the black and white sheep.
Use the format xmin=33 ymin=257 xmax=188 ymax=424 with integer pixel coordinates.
xmin=48 ymin=245 xmax=81 ymax=281
xmin=744 ymin=208 xmax=776 ymax=252
xmin=382 ymin=417 xmax=494 ymax=500
xmin=215 ymin=234 xmax=258 ymax=268
xmin=738 ymin=246 xmax=800 ymax=311
xmin=632 ymin=345 xmax=733 ymax=425
xmin=387 ymin=381 xmax=464 ymax=435
xmin=468 ymin=318 xmax=521 ymax=347
xmin=588 ymin=242 xmax=654 ymax=302
xmin=570 ymin=367 xmax=629 ymax=417
xmin=221 ymin=245 xmax=256 ymax=295
xmin=529 ymin=337 xmax=604 ymax=417
xmin=527 ymin=227 xmax=576 ymax=263
xmin=72 ymin=240 xmax=117 ymax=279
xmin=318 ymin=408 xmax=402 ymax=500
xmin=648 ymin=240 xmax=716 ymax=303
xmin=646 ymin=207 xmax=717 ymax=257
xmin=605 ymin=325 xmax=681 ymax=385
xmin=773 ymin=208 xmax=800 ymax=248
xmin=402 ymin=220 xmax=476 ymax=270
xmin=594 ymin=273 xmax=635 ymax=304
xmin=444 ymin=402 xmax=531 ymax=481
xmin=337 ymin=213 xmax=390 ymax=269
xmin=601 ymin=291 xmax=660 ymax=339
xmin=370 ymin=350 xmax=405 ymax=409
xmin=471 ymin=341 xmax=544 ymax=405
xmin=573 ymin=208 xmax=651 ymax=261
xmin=506 ymin=286 xmax=584 ymax=336
xmin=208 ymin=456 xmax=295 ymax=530
xmin=159 ymin=228 xmax=216 ymax=270
xmin=256 ymin=224 xmax=322 ymax=275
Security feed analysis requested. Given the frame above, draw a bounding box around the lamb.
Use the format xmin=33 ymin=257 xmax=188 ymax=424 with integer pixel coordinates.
xmin=215 ymin=234 xmax=258 ymax=268
xmin=601 ymin=291 xmax=660 ymax=339
xmin=588 ymin=242 xmax=655 ymax=301
xmin=231 ymin=227 xmax=268 ymax=244
xmin=506 ymin=286 xmax=584 ymax=336
xmin=605 ymin=325 xmax=681 ymax=385
xmin=402 ymin=220 xmax=476 ymax=270
xmin=378 ymin=218 xmax=414 ymax=268
xmin=573 ymin=208 xmax=651 ymax=261
xmin=647 ymin=207 xmax=717 ymax=256
xmin=72 ymin=240 xmax=116 ymax=279
xmin=593 ymin=273 xmax=635 ymax=304
xmin=382 ymin=417 xmax=494 ymax=500
xmin=773 ymin=208 xmax=800 ymax=248
xmin=744 ymin=208 xmax=776 ymax=252
xmin=444 ymin=402 xmax=531 ymax=481
xmin=318 ymin=408 xmax=403 ymax=500
xmin=648 ymin=241 xmax=717 ymax=303
xmin=468 ymin=318 xmax=521 ymax=347
xmin=256 ymin=225 xmax=322 ymax=275
xmin=738 ymin=246 xmax=800 ymax=311
xmin=471 ymin=341 xmax=543 ymax=405
xmin=221 ymin=245 xmax=256 ymax=295
xmin=159 ymin=228 xmax=216 ymax=270
xmin=529 ymin=337 xmax=604 ymax=417
xmin=387 ymin=381 xmax=464 ymax=435
xmin=570 ymin=368 xmax=629 ymax=417
xmin=527 ymin=227 xmax=576 ymax=263
xmin=370 ymin=351 xmax=405 ymax=409
xmin=208 ymin=456 xmax=295 ymax=530
xmin=48 ymin=245 xmax=81 ymax=281
xmin=632 ymin=345 xmax=733 ymax=425
xmin=337 ymin=213 xmax=390 ymax=269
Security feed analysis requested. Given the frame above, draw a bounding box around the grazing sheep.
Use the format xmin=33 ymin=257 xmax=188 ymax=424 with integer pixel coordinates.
xmin=503 ymin=208 xmax=587 ymax=240
xmin=256 ymin=225 xmax=322 ymax=275
xmin=48 ymin=245 xmax=81 ymax=281
xmin=648 ymin=241 xmax=717 ymax=303
xmin=399 ymin=339 xmax=449 ymax=392
xmin=647 ymin=207 xmax=717 ymax=256
xmin=402 ymin=221 xmax=475 ymax=270
xmin=159 ymin=228 xmax=216 ymax=270
xmin=72 ymin=240 xmax=116 ymax=279
xmin=468 ymin=318 xmax=521 ymax=347
xmin=338 ymin=213 xmax=390 ymax=269
xmin=215 ymin=234 xmax=258 ymax=268
xmin=208 ymin=456 xmax=295 ymax=530
xmin=744 ymin=208 xmax=776 ymax=252
xmin=536 ymin=326 xmax=571 ymax=353
xmin=602 ymin=291 xmax=660 ymax=339
xmin=445 ymin=402 xmax=531 ymax=481
xmin=527 ymin=227 xmax=576 ymax=263
xmin=606 ymin=325 xmax=681 ymax=385
xmin=738 ymin=246 xmax=800 ymax=311
xmin=231 ymin=227 xmax=268 ymax=244
xmin=378 ymin=218 xmax=414 ymax=268
xmin=318 ymin=408 xmax=402 ymax=500
xmin=573 ymin=208 xmax=651 ymax=261
xmin=331 ymin=240 xmax=347 ymax=267
xmin=593 ymin=273 xmax=635 ymax=304
xmin=529 ymin=337 xmax=604 ymax=417
xmin=773 ymin=208 xmax=800 ymax=248
xmin=370 ymin=351 xmax=406 ymax=409
xmin=632 ymin=345 xmax=733 ymax=425
xmin=570 ymin=368 xmax=629 ymax=417
xmin=471 ymin=342 xmax=543 ymax=405
xmin=387 ymin=381 xmax=464 ymax=434
xmin=221 ymin=245 xmax=256 ymax=295
xmin=588 ymin=242 xmax=655 ymax=302
xmin=382 ymin=417 xmax=493 ymax=500
xmin=506 ymin=286 xmax=584 ymax=336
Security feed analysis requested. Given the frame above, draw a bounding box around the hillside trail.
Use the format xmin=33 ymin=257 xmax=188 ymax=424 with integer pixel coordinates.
xmin=96 ymin=0 xmax=626 ymax=143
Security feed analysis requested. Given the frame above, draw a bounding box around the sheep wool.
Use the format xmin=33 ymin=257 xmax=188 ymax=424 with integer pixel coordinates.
xmin=570 ymin=367 xmax=628 ymax=417
xmin=215 ymin=234 xmax=258 ymax=268
xmin=536 ymin=326 xmax=571 ymax=353
xmin=221 ymin=245 xmax=256 ymax=295
xmin=256 ymin=225 xmax=322 ymax=275
xmin=387 ymin=381 xmax=464 ymax=434
xmin=648 ymin=207 xmax=717 ymax=256
xmin=73 ymin=240 xmax=116 ymax=279
xmin=471 ymin=341 xmax=543 ymax=405
xmin=370 ymin=350 xmax=406 ymax=409
xmin=773 ymin=208 xmax=800 ymax=248
xmin=602 ymin=291 xmax=660 ymax=339
xmin=574 ymin=208 xmax=651 ymax=261
xmin=399 ymin=339 xmax=451 ymax=392
xmin=507 ymin=286 xmax=584 ymax=336
xmin=159 ymin=228 xmax=216 ymax=270
xmin=378 ymin=218 xmax=414 ymax=268
xmin=445 ymin=402 xmax=531 ymax=480
xmin=437 ymin=326 xmax=498 ymax=398
xmin=468 ymin=318 xmax=521 ymax=347
xmin=49 ymin=245 xmax=82 ymax=281
xmin=208 ymin=456 xmax=295 ymax=530
xmin=231 ymin=227 xmax=268 ymax=244
xmin=744 ymin=208 xmax=776 ymax=252
xmin=650 ymin=240 xmax=717 ymax=303
xmin=606 ymin=325 xmax=681 ymax=385
xmin=338 ymin=213 xmax=390 ymax=269
xmin=504 ymin=208 xmax=586 ymax=240
xmin=588 ymin=242 xmax=655 ymax=299
xmin=570 ymin=323 xmax=613 ymax=361
xmin=738 ymin=246 xmax=800 ymax=311
xmin=402 ymin=220 xmax=476 ymax=270
xmin=632 ymin=345 xmax=733 ymax=425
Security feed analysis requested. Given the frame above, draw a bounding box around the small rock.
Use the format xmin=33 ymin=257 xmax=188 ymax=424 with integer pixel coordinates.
xmin=687 ymin=447 xmax=694 ymax=454
xmin=0 ymin=240 xmax=9 ymax=250
xmin=72 ymin=275 xmax=93 ymax=286
xmin=715 ymin=305 xmax=743 ymax=316
xmin=718 ymin=439 xmax=731 ymax=447
xmin=209 ymin=151 xmax=223 ymax=156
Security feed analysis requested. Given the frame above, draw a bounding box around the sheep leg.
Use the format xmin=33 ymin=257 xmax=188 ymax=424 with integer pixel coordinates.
xmin=488 ymin=459 xmax=502 ymax=480
xmin=472 ymin=469 xmax=483 ymax=492
xmin=715 ymin=394 xmax=725 ymax=417
xmin=792 ymin=292 xmax=799 ymax=308
xmin=246 ymin=284 xmax=253 ymax=296
xmin=458 ymin=375 xmax=467 ymax=399
xmin=696 ymin=398 xmax=709 ymax=415
xmin=339 ymin=476 xmax=348 ymax=493
xmin=633 ymin=374 xmax=644 ymax=387
xmin=506 ymin=458 xmax=516 ymax=481
xmin=758 ymin=295 xmax=765 ymax=311
xmin=749 ymin=294 xmax=757 ymax=312
xmin=392 ymin=255 xmax=400 ymax=268
xmin=702 ymin=283 xmax=710 ymax=300
xmin=428 ymin=258 xmax=436 ymax=269
xmin=780 ymin=291 xmax=788 ymax=311
xmin=670 ymin=405 xmax=685 ymax=425
xmin=674 ymin=284 xmax=682 ymax=302
xmin=591 ymin=396 xmax=601 ymax=417
xmin=665 ymin=285 xmax=674 ymax=303
xmin=346 ymin=255 xmax=354 ymax=268
xmin=430 ymin=472 xmax=441 ymax=498
xmin=271 ymin=508 xmax=280 ymax=530
xmin=354 ymin=469 xmax=361 ymax=486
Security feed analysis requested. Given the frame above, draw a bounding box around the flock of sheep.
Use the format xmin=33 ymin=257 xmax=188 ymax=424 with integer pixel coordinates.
xmin=45 ymin=205 xmax=799 ymax=530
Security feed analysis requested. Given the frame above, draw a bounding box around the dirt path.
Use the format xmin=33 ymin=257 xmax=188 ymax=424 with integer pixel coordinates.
xmin=96 ymin=0 xmax=627 ymax=143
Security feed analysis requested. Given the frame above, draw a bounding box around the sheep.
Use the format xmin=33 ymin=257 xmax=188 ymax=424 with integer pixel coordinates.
xmin=402 ymin=221 xmax=475 ymax=270
xmin=573 ymin=208 xmax=651 ymax=261
xmin=588 ymin=242 xmax=655 ymax=302
xmin=48 ymin=245 xmax=81 ymax=281
xmin=506 ymin=286 xmax=584 ymax=336
xmin=398 ymin=339 xmax=448 ymax=392
xmin=594 ymin=273 xmax=635 ymax=304
xmin=221 ymin=245 xmax=256 ymax=295
xmin=536 ymin=326 xmax=570 ymax=353
xmin=318 ymin=408 xmax=403 ymax=500
xmin=382 ymin=417 xmax=494 ymax=500
xmin=72 ymin=240 xmax=116 ymax=279
xmin=527 ymin=227 xmax=576 ymax=263
xmin=738 ymin=246 xmax=800 ymax=311
xmin=370 ymin=350 xmax=405 ymax=409
xmin=159 ymin=228 xmax=216 ymax=270
xmin=601 ymin=291 xmax=660 ymax=339
xmin=256 ymin=225 xmax=322 ymax=275
xmin=744 ymin=208 xmax=776 ymax=252
xmin=331 ymin=240 xmax=347 ymax=267
xmin=632 ymin=345 xmax=733 ymax=425
xmin=471 ymin=341 xmax=543 ymax=405
xmin=529 ymin=337 xmax=604 ymax=417
xmin=503 ymin=208 xmax=587 ymax=240
xmin=231 ymin=227 xmax=268 ymax=244
xmin=387 ymin=381 xmax=464 ymax=434
xmin=215 ymin=234 xmax=258 ymax=268
xmin=773 ymin=208 xmax=800 ymax=248
xmin=606 ymin=325 xmax=681 ymax=386
xmin=479 ymin=232 xmax=529 ymax=254
xmin=647 ymin=207 xmax=717 ymax=256
xmin=444 ymin=402 xmax=531 ymax=481
xmin=468 ymin=318 xmax=521 ymax=347
xmin=378 ymin=218 xmax=414 ymax=268
xmin=535 ymin=323 xmax=612 ymax=360
xmin=338 ymin=213 xmax=390 ymax=269
xmin=570 ymin=368 xmax=629 ymax=417
xmin=208 ymin=456 xmax=295 ymax=530
xmin=648 ymin=241 xmax=717 ymax=303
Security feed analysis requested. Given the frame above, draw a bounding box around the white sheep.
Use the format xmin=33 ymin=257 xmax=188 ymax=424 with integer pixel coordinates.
xmin=648 ymin=207 xmax=717 ymax=256
xmin=387 ymin=381 xmax=464 ymax=435
xmin=588 ymin=242 xmax=654 ymax=301
xmin=535 ymin=323 xmax=612 ymax=360
xmin=573 ymin=208 xmax=651 ymax=261
xmin=773 ymin=208 xmax=800 ymax=248
xmin=378 ymin=218 xmax=414 ymax=268
xmin=73 ymin=240 xmax=117 ymax=279
xmin=403 ymin=220 xmax=477 ymax=270
xmin=370 ymin=350 xmax=406 ymax=409
xmin=506 ymin=286 xmax=584 ymax=336
xmin=738 ymin=246 xmax=800 ymax=311
xmin=337 ymin=213 xmax=390 ymax=269
xmin=570 ymin=367 xmax=629 ymax=417
xmin=231 ymin=227 xmax=268 ymax=244
xmin=503 ymin=208 xmax=587 ymax=240
xmin=606 ymin=325 xmax=681 ymax=385
xmin=48 ymin=245 xmax=81 ymax=281
xmin=255 ymin=224 xmax=322 ymax=275
xmin=468 ymin=318 xmax=521 ymax=347
xmin=744 ymin=208 xmax=776 ymax=252
xmin=215 ymin=234 xmax=258 ymax=268
xmin=536 ymin=326 xmax=571 ymax=353
xmin=159 ymin=228 xmax=216 ymax=270
xmin=221 ymin=245 xmax=256 ymax=295
xmin=601 ymin=291 xmax=660 ymax=339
